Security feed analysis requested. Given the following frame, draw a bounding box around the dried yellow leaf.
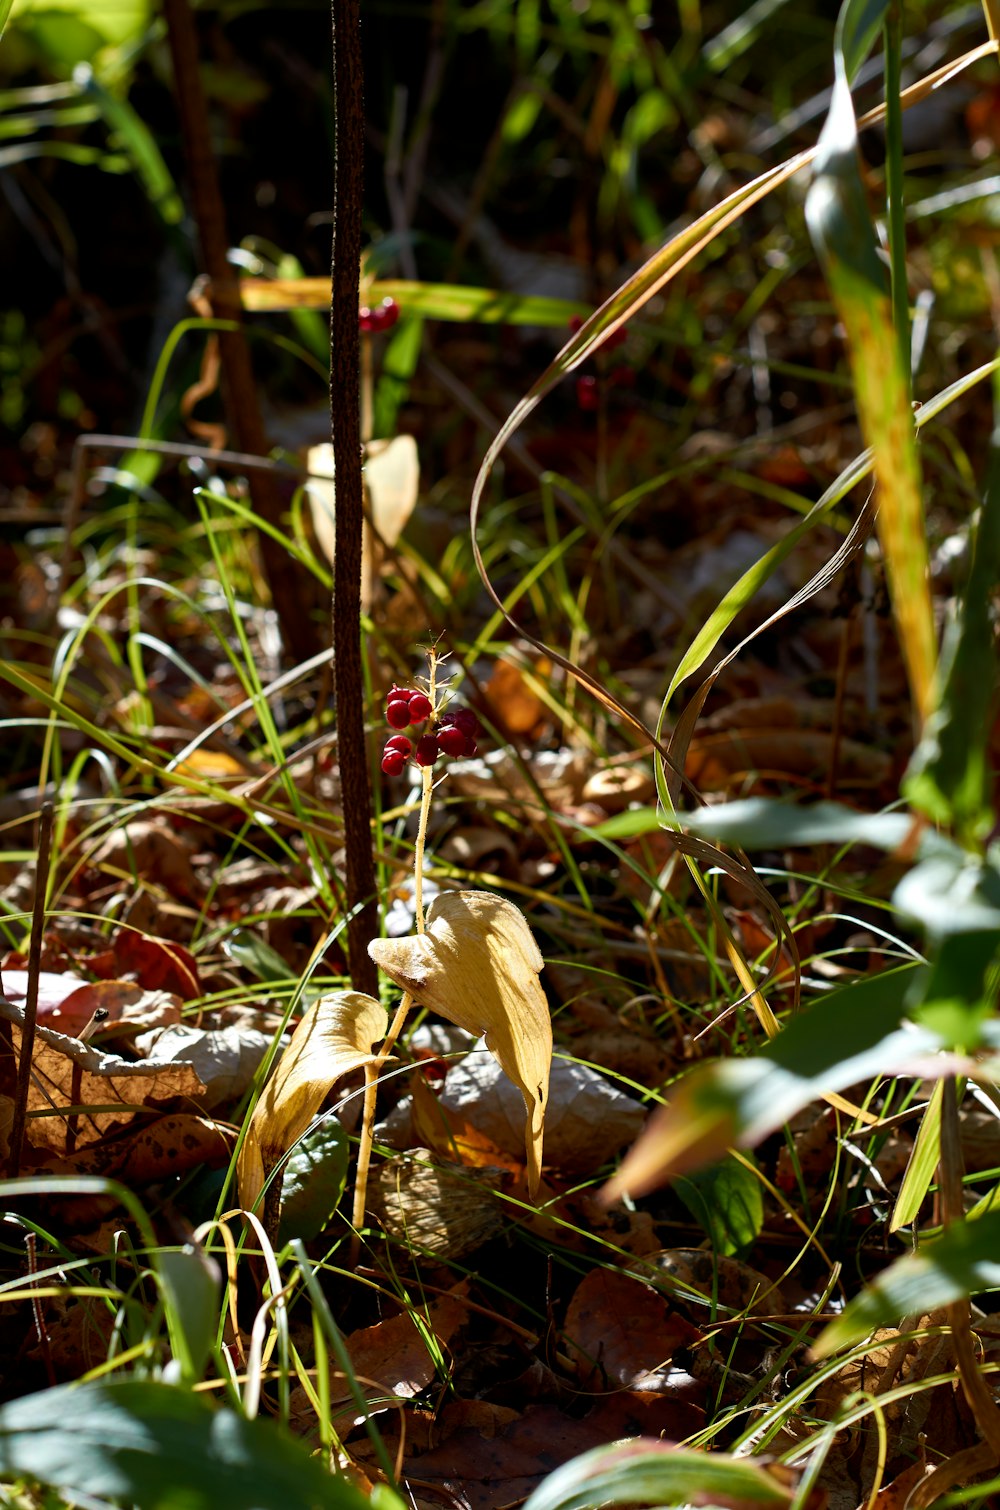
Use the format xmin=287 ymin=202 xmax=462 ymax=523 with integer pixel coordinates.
xmin=238 ymin=991 xmax=387 ymax=1214
xmin=368 ymin=891 xmax=552 ymax=1197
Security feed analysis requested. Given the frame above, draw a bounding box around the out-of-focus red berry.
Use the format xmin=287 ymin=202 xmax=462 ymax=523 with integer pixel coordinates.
xmin=610 ymin=363 xmax=635 ymax=388
xmin=407 ymin=691 xmax=432 ymax=723
xmin=414 ymin=734 xmax=439 ymax=766
xmin=359 ymin=306 xmax=375 ymax=332
xmin=374 ymin=296 xmax=400 ymax=331
xmin=463 ymin=737 xmax=478 ymax=757
xmin=386 ymin=700 xmax=412 ymax=729
xmin=576 ymin=375 xmax=599 ymax=412
xmin=603 ymin=324 xmax=628 ymax=351
xmin=451 ymin=708 xmax=479 ymax=737
xmin=381 ymin=749 xmax=406 ymax=775
xmin=437 ymin=724 xmax=466 ymax=756
xmin=568 ymin=314 xmax=584 ymax=333
xmin=384 ymin=734 xmax=412 ymax=754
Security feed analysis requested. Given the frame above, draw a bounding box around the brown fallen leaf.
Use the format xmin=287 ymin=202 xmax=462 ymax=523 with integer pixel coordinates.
xmin=87 ymin=819 xmax=201 ymax=899
xmin=0 ymin=999 xmax=206 ymax=1155
xmin=237 ymin=990 xmax=387 ymax=1215
xmin=563 ymin=1268 xmax=701 ymax=1390
xmin=368 ymin=890 xmax=552 ymax=1198
xmin=43 ymin=1114 xmax=236 ymax=1183
xmin=111 ymin=929 xmax=202 ymax=999
xmin=134 ymin=1022 xmax=273 ymax=1110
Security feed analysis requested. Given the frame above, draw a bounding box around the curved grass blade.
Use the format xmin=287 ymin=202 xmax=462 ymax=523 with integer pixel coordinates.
xmin=805 ymin=0 xmax=936 ymax=725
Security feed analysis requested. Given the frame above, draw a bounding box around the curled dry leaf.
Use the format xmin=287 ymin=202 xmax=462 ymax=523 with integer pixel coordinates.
xmin=368 ymin=890 xmax=552 ymax=1197
xmin=237 ymin=990 xmax=387 ymax=1215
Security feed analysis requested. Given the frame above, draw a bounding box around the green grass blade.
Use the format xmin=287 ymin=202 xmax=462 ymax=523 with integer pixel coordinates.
xmin=890 ymin=1078 xmax=942 ymax=1232
xmin=522 ymin=1439 xmax=798 ymax=1510
xmin=805 ymin=0 xmax=936 ymax=726
xmin=904 ymin=411 xmax=1000 ymax=842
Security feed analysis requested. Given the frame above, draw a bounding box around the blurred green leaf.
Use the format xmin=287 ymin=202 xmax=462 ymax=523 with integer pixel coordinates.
xmin=675 ymin=1154 xmax=763 ymax=1255
xmin=815 ymin=1210 xmax=1000 ymax=1358
xmin=893 ymin=853 xmax=1000 ymax=940
xmin=905 ymin=929 xmax=1000 ymax=1050
xmin=606 ymin=967 xmax=931 ymax=1197
xmin=904 ymin=419 xmax=1000 ymax=842
xmin=0 ymin=0 xmax=18 ymax=44
xmin=158 ymin=1243 xmax=221 ymax=1386
xmin=372 ymin=314 xmax=424 ymax=439
xmin=682 ymin=796 xmax=959 ymax=861
xmin=76 ymin=64 xmax=184 ymax=227
xmin=522 ymin=1438 xmax=797 ymax=1510
xmin=0 ymin=1379 xmax=368 ymax=1510
xmin=7 ymin=0 xmax=150 ymax=69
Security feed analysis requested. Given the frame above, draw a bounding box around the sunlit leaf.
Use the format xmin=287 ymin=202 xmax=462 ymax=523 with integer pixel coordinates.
xmin=369 ymin=891 xmax=552 ymax=1197
xmin=237 ymin=992 xmax=387 ymax=1215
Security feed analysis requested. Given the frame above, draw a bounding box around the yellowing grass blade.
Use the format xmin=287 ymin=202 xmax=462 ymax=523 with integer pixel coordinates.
xmin=237 ymin=991 xmax=387 ymax=1216
xmin=369 ymin=891 xmax=552 ymax=1197
xmin=805 ymin=0 xmax=937 ymax=727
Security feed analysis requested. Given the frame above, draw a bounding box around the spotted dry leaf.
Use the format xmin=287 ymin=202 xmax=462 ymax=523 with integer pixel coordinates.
xmin=368 ymin=890 xmax=552 ymax=1197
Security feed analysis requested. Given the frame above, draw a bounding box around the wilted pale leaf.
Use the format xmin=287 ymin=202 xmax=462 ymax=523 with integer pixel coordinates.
xmin=237 ymin=991 xmax=387 ymax=1214
xmin=368 ymin=890 xmax=552 ymax=1197
xmin=307 ymin=437 xmax=419 ymax=610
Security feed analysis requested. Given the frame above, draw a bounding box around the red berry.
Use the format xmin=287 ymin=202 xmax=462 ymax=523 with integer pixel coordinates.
xmin=610 ymin=363 xmax=635 ymax=389
xmin=381 ymin=749 xmax=406 ymax=775
xmin=386 ymin=700 xmax=412 ymax=729
xmin=568 ymin=314 xmax=584 ymax=333
xmin=384 ymin=734 xmax=412 ymax=754
xmin=603 ymin=325 xmax=628 ymax=351
xmin=451 ymin=708 xmax=478 ymax=736
xmin=463 ymin=737 xmax=478 ymax=757
xmin=376 ymin=296 xmax=400 ymax=331
xmin=437 ymin=724 xmax=466 ymax=757
xmin=407 ymin=691 xmax=432 ymax=723
xmin=359 ymin=305 xmax=375 ymax=332
xmin=414 ymin=734 xmax=439 ymax=766
xmin=576 ymin=375 xmax=599 ymax=412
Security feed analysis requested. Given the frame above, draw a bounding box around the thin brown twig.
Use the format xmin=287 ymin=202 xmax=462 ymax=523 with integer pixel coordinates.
xmin=9 ymin=801 xmax=54 ymax=1177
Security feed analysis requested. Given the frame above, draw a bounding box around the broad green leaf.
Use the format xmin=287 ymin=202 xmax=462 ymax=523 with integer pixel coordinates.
xmin=0 ymin=1378 xmax=368 ymax=1510
xmin=373 ymin=313 xmax=424 ymax=439
xmin=904 ymin=418 xmax=1000 ymax=841
xmin=805 ymin=0 xmax=936 ymax=726
xmin=369 ymin=890 xmax=552 ymax=1198
xmin=7 ymin=0 xmax=150 ymax=68
xmin=814 ymin=1210 xmax=1000 ymax=1358
xmin=893 ymin=853 xmax=1000 ymax=939
xmin=905 ymin=929 xmax=1000 ymax=1050
xmin=675 ymin=1154 xmax=764 ymax=1256
xmin=278 ymin=1116 xmax=349 ymax=1245
xmin=0 ymin=0 xmax=17 ymax=43
xmin=522 ymin=1438 xmax=800 ymax=1510
xmin=890 ymin=1079 xmax=942 ymax=1232
xmin=605 ymin=967 xmax=929 ymax=1199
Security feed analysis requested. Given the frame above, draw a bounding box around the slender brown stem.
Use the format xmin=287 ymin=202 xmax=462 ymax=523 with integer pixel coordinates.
xmin=351 ymin=992 xmax=413 ymax=1258
xmin=10 ymin=802 xmax=54 ymax=1177
xmin=330 ymin=0 xmax=378 ymax=999
xmin=162 ymin=0 xmax=322 ymax=663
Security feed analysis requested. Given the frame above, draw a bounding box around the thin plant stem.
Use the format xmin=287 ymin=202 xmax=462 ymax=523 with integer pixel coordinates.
xmin=10 ymin=802 xmax=54 ymax=1177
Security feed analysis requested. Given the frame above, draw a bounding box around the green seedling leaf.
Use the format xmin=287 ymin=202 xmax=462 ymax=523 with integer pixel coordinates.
xmin=222 ymin=927 xmax=298 ymax=983
xmin=904 ymin=419 xmax=1000 ymax=841
xmin=0 ymin=1378 xmax=368 ymax=1510
xmin=278 ymin=1115 xmax=349 ymax=1244
xmin=237 ymin=991 xmax=387 ymax=1215
xmin=890 ymin=1078 xmax=942 ymax=1232
xmin=521 ymin=1437 xmax=806 ymax=1510
xmin=814 ymin=1210 xmax=1000 ymax=1359
xmin=805 ymin=0 xmax=937 ymax=726
xmin=604 ymin=966 xmax=930 ymax=1199
xmin=675 ymin=1154 xmax=764 ymax=1256
xmin=369 ymin=890 xmax=552 ymax=1198
xmin=158 ymin=1242 xmax=221 ymax=1386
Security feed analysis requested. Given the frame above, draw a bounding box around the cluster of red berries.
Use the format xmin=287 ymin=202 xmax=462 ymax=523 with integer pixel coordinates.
xmin=568 ymin=315 xmax=633 ymax=411
xmin=359 ymin=296 xmax=400 ymax=334
xmin=380 ymin=687 xmax=480 ymax=774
